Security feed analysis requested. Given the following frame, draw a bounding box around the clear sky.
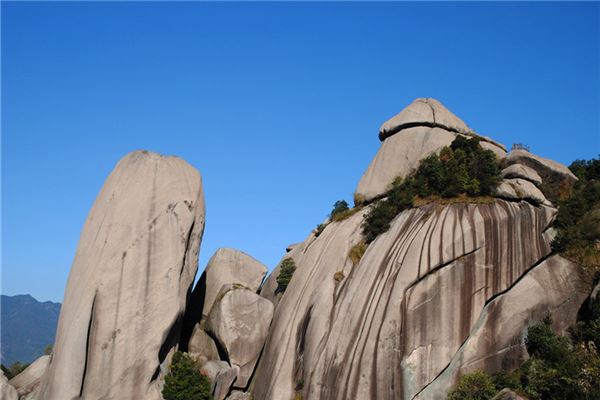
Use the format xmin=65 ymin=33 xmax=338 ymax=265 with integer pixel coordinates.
xmin=2 ymin=1 xmax=599 ymax=303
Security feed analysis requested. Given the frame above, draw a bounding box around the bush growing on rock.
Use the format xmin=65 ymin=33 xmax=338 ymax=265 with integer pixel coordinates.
xmin=446 ymin=370 xmax=497 ymax=400
xmin=276 ymin=258 xmax=297 ymax=294
xmin=552 ymin=156 xmax=600 ymax=270
xmin=162 ymin=351 xmax=212 ymax=400
xmin=363 ymin=136 xmax=501 ymax=242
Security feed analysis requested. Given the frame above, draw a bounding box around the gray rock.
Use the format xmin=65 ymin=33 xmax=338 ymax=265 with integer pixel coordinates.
xmin=227 ymin=391 xmax=252 ymax=400
xmin=251 ymin=200 xmax=557 ymax=400
xmin=188 ymin=323 xmax=220 ymax=363
xmin=492 ymin=388 xmax=529 ymax=400
xmin=202 ymin=248 xmax=268 ymax=317
xmin=207 ymin=286 xmax=274 ymax=389
xmin=38 ymin=151 xmax=206 ymax=400
xmin=502 ymin=163 xmax=543 ymax=186
xmin=379 ymin=98 xmax=471 ymax=140
xmin=213 ymin=365 xmax=239 ymax=400
xmin=9 ymin=355 xmax=50 ymax=397
xmin=356 ymin=126 xmax=456 ymax=203
xmin=200 ymin=360 xmax=231 ymax=383
xmin=496 ymin=178 xmax=549 ymax=205
xmin=416 ymin=256 xmax=587 ymax=399
xmin=0 ymin=371 xmax=18 ymax=400
xmin=506 ymin=149 xmax=578 ymax=185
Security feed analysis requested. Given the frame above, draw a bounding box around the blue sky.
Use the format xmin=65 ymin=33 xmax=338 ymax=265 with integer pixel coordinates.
xmin=2 ymin=2 xmax=599 ymax=303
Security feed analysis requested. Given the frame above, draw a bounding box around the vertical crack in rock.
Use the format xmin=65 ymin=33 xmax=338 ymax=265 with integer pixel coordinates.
xmin=79 ymin=292 xmax=98 ymax=398
xmin=294 ymin=306 xmax=313 ymax=396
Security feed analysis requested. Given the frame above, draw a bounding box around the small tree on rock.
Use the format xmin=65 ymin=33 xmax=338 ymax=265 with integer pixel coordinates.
xmin=162 ymin=351 xmax=212 ymax=400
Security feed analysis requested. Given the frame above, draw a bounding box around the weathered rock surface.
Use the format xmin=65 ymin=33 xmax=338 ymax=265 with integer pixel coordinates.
xmin=207 ymin=286 xmax=274 ymax=389
xmin=379 ymin=98 xmax=471 ymax=141
xmin=38 ymin=151 xmax=205 ymax=400
xmin=253 ymin=199 xmax=559 ymax=400
xmin=213 ymin=364 xmax=239 ymax=400
xmin=356 ymin=99 xmax=506 ymax=203
xmin=495 ymin=178 xmax=548 ymax=205
xmin=188 ymin=323 xmax=220 ymax=364
xmin=9 ymin=355 xmax=50 ymax=397
xmin=0 ymin=371 xmax=18 ymax=400
xmin=226 ymin=391 xmax=252 ymax=400
xmin=202 ymin=248 xmax=268 ymax=317
xmin=200 ymin=360 xmax=231 ymax=383
xmin=492 ymin=388 xmax=529 ymax=400
xmin=506 ymin=149 xmax=578 ymax=185
xmin=415 ymin=255 xmax=590 ymax=399
xmin=502 ymin=163 xmax=543 ymax=186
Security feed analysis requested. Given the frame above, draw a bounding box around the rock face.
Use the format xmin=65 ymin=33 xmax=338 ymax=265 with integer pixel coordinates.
xmin=202 ymin=248 xmax=268 ymax=317
xmin=9 ymin=355 xmax=50 ymax=398
xmin=207 ymin=286 xmax=274 ymax=389
xmin=38 ymin=151 xmax=205 ymax=400
xmin=506 ymin=149 xmax=578 ymax=185
xmin=1 ymin=371 xmax=18 ymax=400
xmin=188 ymin=324 xmax=220 ymax=364
xmin=502 ymin=164 xmax=542 ymax=186
xmin=495 ymin=178 xmax=549 ymax=205
xmin=356 ymin=98 xmax=506 ymax=203
xmin=250 ymin=100 xmax=588 ymax=400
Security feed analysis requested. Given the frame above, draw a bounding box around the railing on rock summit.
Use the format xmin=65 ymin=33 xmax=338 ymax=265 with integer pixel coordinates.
xmin=512 ymin=143 xmax=530 ymax=152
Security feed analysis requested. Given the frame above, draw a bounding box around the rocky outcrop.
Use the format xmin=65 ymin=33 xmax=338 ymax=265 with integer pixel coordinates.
xmin=378 ymin=98 xmax=472 ymax=140
xmin=356 ymin=98 xmax=506 ymax=203
xmin=213 ymin=365 xmax=239 ymax=400
xmin=9 ymin=355 xmax=50 ymax=398
xmin=202 ymin=248 xmax=268 ymax=318
xmin=501 ymin=164 xmax=542 ymax=186
xmin=227 ymin=391 xmax=252 ymax=400
xmin=1 ymin=371 xmax=18 ymax=400
xmin=506 ymin=149 xmax=578 ymax=186
xmin=38 ymin=151 xmax=205 ymax=400
xmin=495 ymin=178 xmax=549 ymax=205
xmin=253 ymin=197 xmax=561 ymax=400
xmin=207 ymin=285 xmax=274 ymax=388
xmin=415 ymin=255 xmax=590 ymax=399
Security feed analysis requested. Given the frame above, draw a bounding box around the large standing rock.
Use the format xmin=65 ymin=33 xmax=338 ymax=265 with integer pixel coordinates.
xmin=202 ymin=248 xmax=268 ymax=317
xmin=9 ymin=355 xmax=50 ymax=397
xmin=0 ymin=371 xmax=18 ymax=400
xmin=38 ymin=151 xmax=205 ymax=400
xmin=207 ymin=286 xmax=274 ymax=389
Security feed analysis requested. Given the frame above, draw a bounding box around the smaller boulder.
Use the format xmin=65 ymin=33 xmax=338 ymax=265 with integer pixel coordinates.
xmin=506 ymin=149 xmax=577 ymax=185
xmin=227 ymin=391 xmax=252 ymax=400
xmin=202 ymin=248 xmax=268 ymax=317
xmin=8 ymin=355 xmax=50 ymax=397
xmin=189 ymin=323 xmax=220 ymax=363
xmin=206 ymin=285 xmax=274 ymax=388
xmin=213 ymin=365 xmax=239 ymax=400
xmin=501 ymin=164 xmax=542 ymax=186
xmin=0 ymin=371 xmax=18 ymax=400
xmin=200 ymin=360 xmax=231 ymax=383
xmin=496 ymin=178 xmax=548 ymax=205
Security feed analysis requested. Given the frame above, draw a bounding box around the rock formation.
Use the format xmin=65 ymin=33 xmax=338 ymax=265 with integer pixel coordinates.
xmin=38 ymin=151 xmax=205 ymax=400
xmin=30 ymin=98 xmax=595 ymax=400
xmin=1 ymin=371 xmax=18 ymax=400
xmin=8 ymin=355 xmax=50 ymax=399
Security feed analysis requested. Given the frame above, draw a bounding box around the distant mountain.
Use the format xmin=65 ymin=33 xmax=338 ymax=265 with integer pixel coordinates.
xmin=0 ymin=294 xmax=61 ymax=366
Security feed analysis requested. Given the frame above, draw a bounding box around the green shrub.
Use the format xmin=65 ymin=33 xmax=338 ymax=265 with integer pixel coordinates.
xmin=551 ymin=156 xmax=600 ymax=270
xmin=363 ymin=136 xmax=501 ymax=243
xmin=1 ymin=361 xmax=29 ymax=379
xmin=331 ymin=200 xmax=349 ymax=218
xmin=525 ymin=315 xmax=572 ymax=366
xmin=162 ymin=352 xmax=212 ymax=400
xmin=314 ymin=223 xmax=326 ymax=237
xmin=276 ymin=258 xmax=297 ymax=294
xmin=447 ymin=371 xmax=497 ymax=400
xmin=348 ymin=241 xmax=367 ymax=266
